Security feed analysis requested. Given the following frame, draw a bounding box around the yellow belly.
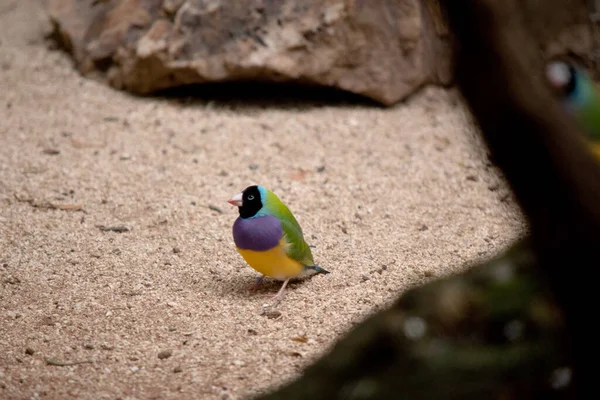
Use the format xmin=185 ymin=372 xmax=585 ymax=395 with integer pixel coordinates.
xmin=236 ymin=239 xmax=304 ymax=280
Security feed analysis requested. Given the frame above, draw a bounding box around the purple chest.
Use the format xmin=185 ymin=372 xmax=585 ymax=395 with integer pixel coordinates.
xmin=232 ymin=215 xmax=283 ymax=251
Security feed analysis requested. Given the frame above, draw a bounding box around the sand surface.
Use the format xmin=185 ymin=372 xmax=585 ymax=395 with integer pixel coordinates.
xmin=0 ymin=1 xmax=526 ymax=399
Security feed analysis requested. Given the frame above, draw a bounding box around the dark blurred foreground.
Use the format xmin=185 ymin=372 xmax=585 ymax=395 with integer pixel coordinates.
xmin=254 ymin=0 xmax=600 ymax=398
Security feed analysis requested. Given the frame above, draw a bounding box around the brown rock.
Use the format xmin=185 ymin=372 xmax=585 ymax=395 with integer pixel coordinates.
xmin=44 ymin=0 xmax=452 ymax=105
xmin=43 ymin=0 xmax=600 ymax=104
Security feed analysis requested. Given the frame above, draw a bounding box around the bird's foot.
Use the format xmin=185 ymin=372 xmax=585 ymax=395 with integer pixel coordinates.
xmin=270 ymin=292 xmax=285 ymax=307
xmin=248 ymin=283 xmax=263 ymax=292
xmin=258 ymin=292 xmax=285 ymax=309
xmin=248 ymin=275 xmax=265 ymax=291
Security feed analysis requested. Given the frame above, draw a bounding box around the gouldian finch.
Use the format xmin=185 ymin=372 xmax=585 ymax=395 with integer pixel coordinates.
xmin=546 ymin=59 xmax=600 ymax=158
xmin=227 ymin=185 xmax=329 ymax=301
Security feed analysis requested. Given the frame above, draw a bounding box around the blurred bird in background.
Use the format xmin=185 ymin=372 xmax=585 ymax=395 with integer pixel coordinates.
xmin=546 ymin=59 xmax=600 ymax=158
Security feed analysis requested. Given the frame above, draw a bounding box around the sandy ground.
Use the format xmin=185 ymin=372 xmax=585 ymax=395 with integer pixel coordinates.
xmin=0 ymin=1 xmax=526 ymax=399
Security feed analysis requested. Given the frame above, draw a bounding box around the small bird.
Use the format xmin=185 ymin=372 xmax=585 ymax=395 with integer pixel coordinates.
xmin=546 ymin=59 xmax=600 ymax=158
xmin=227 ymin=185 xmax=329 ymax=302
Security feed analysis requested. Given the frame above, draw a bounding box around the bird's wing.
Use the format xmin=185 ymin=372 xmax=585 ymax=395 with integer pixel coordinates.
xmin=263 ymin=188 xmax=315 ymax=266
xmin=268 ymin=200 xmax=314 ymax=266
xmin=280 ymin=218 xmax=314 ymax=267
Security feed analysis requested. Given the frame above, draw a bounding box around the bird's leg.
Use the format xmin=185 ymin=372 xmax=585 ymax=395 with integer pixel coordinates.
xmin=248 ymin=274 xmax=265 ymax=291
xmin=271 ymin=278 xmax=290 ymax=304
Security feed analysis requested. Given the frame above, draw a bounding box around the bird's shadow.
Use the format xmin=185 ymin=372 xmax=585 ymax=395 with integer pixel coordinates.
xmin=207 ymin=270 xmax=322 ymax=301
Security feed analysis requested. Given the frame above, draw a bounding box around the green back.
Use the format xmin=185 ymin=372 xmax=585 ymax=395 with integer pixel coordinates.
xmin=258 ymin=186 xmax=314 ymax=266
xmin=577 ymin=88 xmax=600 ymax=142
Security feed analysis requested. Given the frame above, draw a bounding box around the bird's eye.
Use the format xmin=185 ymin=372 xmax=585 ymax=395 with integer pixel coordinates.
xmin=247 ymin=195 xmax=254 ymax=200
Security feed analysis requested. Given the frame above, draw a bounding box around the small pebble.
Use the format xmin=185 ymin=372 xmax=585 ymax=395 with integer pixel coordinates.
xmin=25 ymin=348 xmax=35 ymax=356
xmin=8 ymin=311 xmax=22 ymax=319
xmin=42 ymin=148 xmax=60 ymax=155
xmin=98 ymin=225 xmax=129 ymax=233
xmin=248 ymin=163 xmax=259 ymax=170
xmin=488 ymin=183 xmax=500 ymax=191
xmin=174 ymin=366 xmax=183 ymax=373
xmin=208 ymin=205 xmax=223 ymax=214
xmin=263 ymin=310 xmax=282 ymax=320
xmin=5 ymin=276 xmax=21 ymax=284
xmin=158 ymin=350 xmax=173 ymax=360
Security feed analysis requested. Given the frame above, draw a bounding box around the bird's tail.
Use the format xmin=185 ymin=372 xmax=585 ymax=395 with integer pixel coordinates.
xmin=305 ymin=265 xmax=330 ymax=275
